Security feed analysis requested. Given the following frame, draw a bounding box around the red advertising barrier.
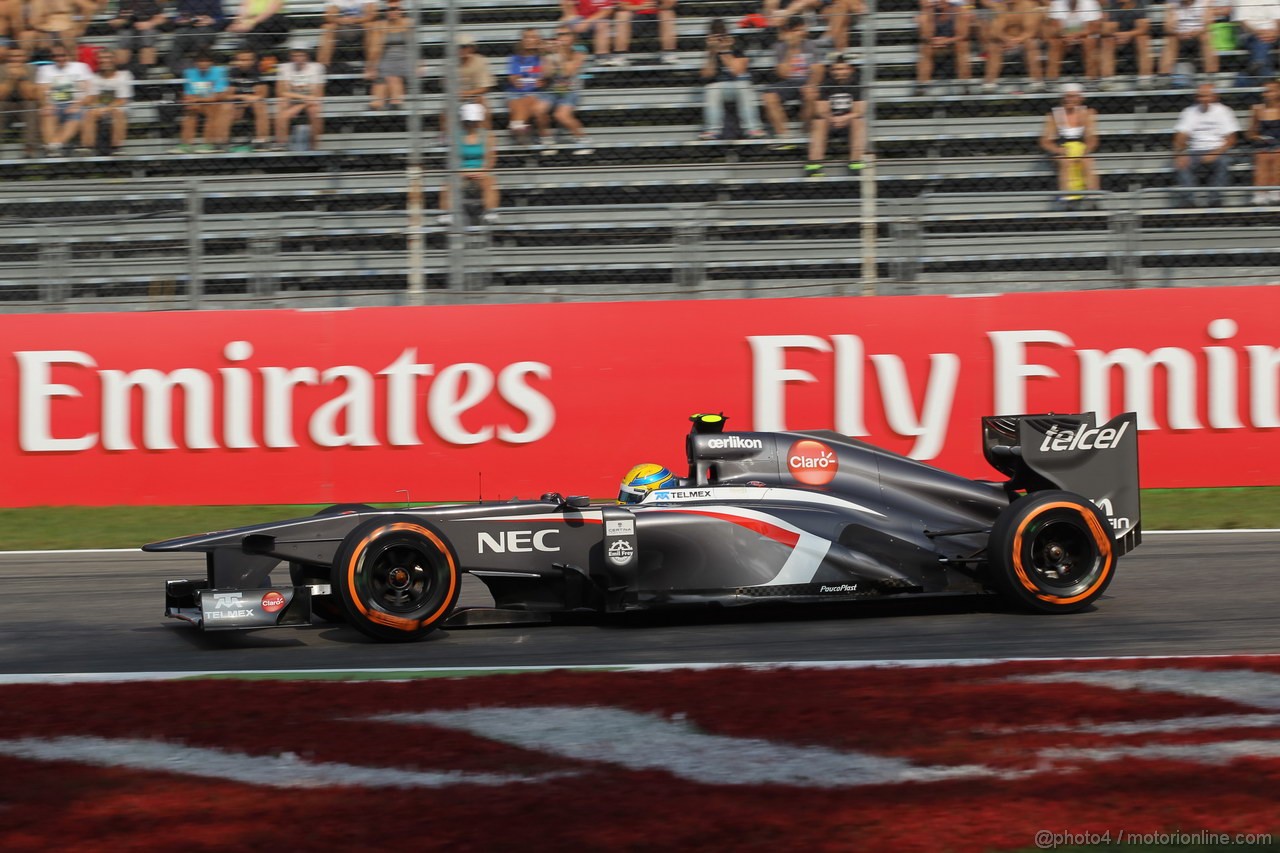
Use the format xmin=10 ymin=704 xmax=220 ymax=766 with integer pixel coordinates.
xmin=2 ymin=286 xmax=1279 ymax=506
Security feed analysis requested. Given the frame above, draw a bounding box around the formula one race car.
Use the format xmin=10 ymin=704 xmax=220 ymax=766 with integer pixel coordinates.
xmin=148 ymin=412 xmax=1141 ymax=642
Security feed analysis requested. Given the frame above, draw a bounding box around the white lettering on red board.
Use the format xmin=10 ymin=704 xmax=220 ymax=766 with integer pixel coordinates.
xmin=751 ymin=318 xmax=1280 ymax=460
xmin=14 ymin=342 xmax=555 ymax=452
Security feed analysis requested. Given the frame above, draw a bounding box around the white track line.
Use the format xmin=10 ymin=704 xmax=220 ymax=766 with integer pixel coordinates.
xmin=3 ymin=653 xmax=1280 ymax=685
xmin=0 ymin=528 xmax=1275 ymax=558
xmin=0 ymin=548 xmax=150 ymax=556
xmin=0 ymin=736 xmax=558 ymax=788
xmin=384 ymin=707 xmax=1001 ymax=787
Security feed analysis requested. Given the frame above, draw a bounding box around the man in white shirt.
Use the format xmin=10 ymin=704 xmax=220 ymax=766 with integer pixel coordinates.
xmin=81 ymin=53 xmax=134 ymax=154
xmin=35 ymin=44 xmax=95 ymax=155
xmin=1173 ymin=83 xmax=1239 ymax=206
xmin=274 ymin=47 xmax=326 ymax=149
xmin=1234 ymin=0 xmax=1280 ymax=81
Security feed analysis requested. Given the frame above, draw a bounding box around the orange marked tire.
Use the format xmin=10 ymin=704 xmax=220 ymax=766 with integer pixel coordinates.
xmin=987 ymin=490 xmax=1117 ymax=614
xmin=331 ymin=515 xmax=461 ymax=642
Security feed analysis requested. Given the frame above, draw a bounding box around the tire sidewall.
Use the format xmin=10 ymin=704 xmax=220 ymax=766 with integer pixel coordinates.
xmin=331 ymin=516 xmax=461 ymax=642
xmin=989 ymin=490 xmax=1117 ymax=613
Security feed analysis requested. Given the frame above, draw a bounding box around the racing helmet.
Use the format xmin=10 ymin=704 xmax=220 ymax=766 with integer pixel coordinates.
xmin=618 ymin=463 xmax=677 ymax=504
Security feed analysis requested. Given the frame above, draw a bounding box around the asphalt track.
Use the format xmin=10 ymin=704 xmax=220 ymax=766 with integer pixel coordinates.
xmin=0 ymin=532 xmax=1276 ymax=675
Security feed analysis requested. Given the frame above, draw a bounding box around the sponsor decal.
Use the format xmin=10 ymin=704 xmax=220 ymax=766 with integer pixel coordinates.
xmin=607 ymin=539 xmax=634 ymax=566
xmin=604 ymin=519 xmax=635 ymax=537
xmin=1094 ymin=498 xmax=1133 ymax=534
xmin=1038 ymin=421 xmax=1130 ymax=453
xmin=653 ymin=489 xmax=714 ymax=501
xmin=706 ymin=436 xmax=764 ymax=451
xmin=211 ymin=592 xmax=243 ymax=609
xmin=819 ymin=584 xmax=859 ymax=593
xmin=476 ymin=529 xmax=560 ymax=554
xmin=787 ymin=440 xmax=839 ymax=486
xmin=205 ymin=609 xmax=255 ymax=619
xmin=260 ymin=591 xmax=286 ymax=613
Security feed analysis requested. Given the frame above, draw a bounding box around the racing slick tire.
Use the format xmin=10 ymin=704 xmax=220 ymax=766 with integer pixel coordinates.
xmin=289 ymin=504 xmax=378 ymax=623
xmin=331 ymin=515 xmax=461 ymax=642
xmin=987 ymin=490 xmax=1117 ymax=614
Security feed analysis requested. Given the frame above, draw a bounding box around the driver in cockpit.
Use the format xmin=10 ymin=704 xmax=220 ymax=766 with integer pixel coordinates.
xmin=617 ymin=463 xmax=677 ymax=504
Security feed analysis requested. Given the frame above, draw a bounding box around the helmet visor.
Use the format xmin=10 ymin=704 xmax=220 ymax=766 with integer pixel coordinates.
xmin=618 ymin=485 xmax=646 ymax=504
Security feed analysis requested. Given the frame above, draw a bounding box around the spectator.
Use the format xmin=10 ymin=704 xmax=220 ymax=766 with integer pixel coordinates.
xmin=505 ymin=27 xmax=543 ymax=144
xmin=437 ymin=33 xmax=493 ymax=139
xmin=457 ymin=33 xmax=493 ymax=114
xmin=535 ymin=25 xmax=594 ymax=153
xmin=226 ymin=47 xmax=268 ymax=148
xmin=227 ymin=0 xmax=289 ymax=57
xmin=915 ymin=0 xmax=973 ymax=96
xmin=974 ymin=0 xmax=1006 ymax=51
xmin=108 ymin=0 xmax=164 ymax=78
xmin=762 ymin=15 xmax=824 ymax=143
xmin=1160 ymin=0 xmax=1216 ymax=79
xmin=1247 ymin=79 xmax=1280 ymax=204
xmin=28 ymin=0 xmax=83 ymax=55
xmin=440 ymin=101 xmax=498 ymax=224
xmin=173 ymin=50 xmax=227 ymax=152
xmin=0 ymin=1 xmax=16 ymax=58
xmin=81 ymin=51 xmax=131 ymax=152
xmin=805 ymin=52 xmax=864 ymax=177
xmin=764 ymin=0 xmax=864 ymax=53
xmin=365 ymin=0 xmax=410 ymax=110
xmin=166 ymin=0 xmax=227 ymax=76
xmin=560 ymin=0 xmax=616 ymax=63
xmin=1044 ymin=0 xmax=1103 ymax=84
xmin=0 ymin=49 xmax=40 ymax=157
xmin=1099 ymin=0 xmax=1152 ymax=90
xmin=982 ymin=0 xmax=1044 ymax=92
xmin=1173 ymin=83 xmax=1238 ymax=206
xmin=35 ymin=43 xmax=92 ymax=155
xmin=1234 ymin=0 xmax=1280 ymax=84
xmin=317 ymin=0 xmax=375 ymax=68
xmin=1039 ymin=82 xmax=1099 ymax=207
xmin=274 ymin=46 xmax=324 ymax=149
xmin=613 ymin=0 xmax=678 ymax=65
xmin=697 ymin=17 xmax=765 ymax=140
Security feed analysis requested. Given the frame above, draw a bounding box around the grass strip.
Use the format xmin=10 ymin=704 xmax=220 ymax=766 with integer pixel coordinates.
xmin=0 ymin=488 xmax=1276 ymax=551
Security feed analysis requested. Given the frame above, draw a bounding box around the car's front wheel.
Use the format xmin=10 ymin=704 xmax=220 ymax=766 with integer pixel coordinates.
xmin=290 ymin=504 xmax=378 ymax=623
xmin=331 ymin=516 xmax=461 ymax=642
xmin=987 ymin=491 xmax=1117 ymax=614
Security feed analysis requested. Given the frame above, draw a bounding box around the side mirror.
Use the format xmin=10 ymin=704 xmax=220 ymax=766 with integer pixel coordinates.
xmin=541 ymin=493 xmax=592 ymax=509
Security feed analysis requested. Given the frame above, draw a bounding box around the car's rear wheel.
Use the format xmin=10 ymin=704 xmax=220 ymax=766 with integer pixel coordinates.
xmin=289 ymin=504 xmax=377 ymax=623
xmin=987 ymin=491 xmax=1116 ymax=613
xmin=331 ymin=516 xmax=461 ymax=642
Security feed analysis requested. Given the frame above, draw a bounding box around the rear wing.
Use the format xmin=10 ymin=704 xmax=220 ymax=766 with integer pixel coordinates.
xmin=983 ymin=413 xmax=1140 ymax=554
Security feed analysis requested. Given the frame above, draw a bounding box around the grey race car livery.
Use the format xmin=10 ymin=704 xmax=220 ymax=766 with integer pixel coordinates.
xmin=147 ymin=412 xmax=1141 ymax=642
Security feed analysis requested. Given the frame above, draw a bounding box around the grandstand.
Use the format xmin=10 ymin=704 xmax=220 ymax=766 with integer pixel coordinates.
xmin=0 ymin=0 xmax=1277 ymax=309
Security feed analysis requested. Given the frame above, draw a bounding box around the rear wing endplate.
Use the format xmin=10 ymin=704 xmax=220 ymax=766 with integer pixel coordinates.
xmin=983 ymin=412 xmax=1141 ymax=553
